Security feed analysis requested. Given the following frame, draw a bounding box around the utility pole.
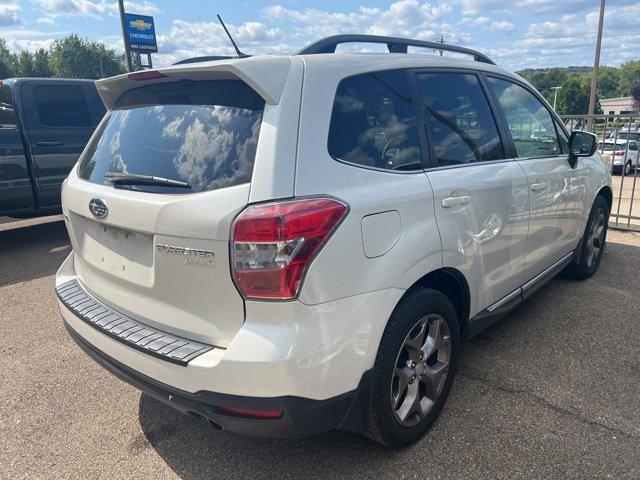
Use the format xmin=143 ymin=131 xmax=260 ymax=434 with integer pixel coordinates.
xmin=551 ymin=86 xmax=562 ymax=111
xmin=588 ymin=0 xmax=605 ymax=131
xmin=118 ymin=0 xmax=133 ymax=72
xmin=435 ymin=34 xmax=445 ymax=56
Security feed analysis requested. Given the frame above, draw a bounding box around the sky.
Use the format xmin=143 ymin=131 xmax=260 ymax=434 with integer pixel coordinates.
xmin=1 ymin=0 xmax=639 ymax=71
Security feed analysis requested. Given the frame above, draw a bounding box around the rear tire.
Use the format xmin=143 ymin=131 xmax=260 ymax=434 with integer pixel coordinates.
xmin=565 ymin=194 xmax=609 ymax=280
xmin=366 ymin=287 xmax=460 ymax=447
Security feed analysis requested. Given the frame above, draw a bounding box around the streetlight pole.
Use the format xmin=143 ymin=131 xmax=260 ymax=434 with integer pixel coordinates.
xmin=118 ymin=0 xmax=133 ymax=72
xmin=588 ymin=0 xmax=605 ymax=131
xmin=552 ymin=86 xmax=562 ymax=111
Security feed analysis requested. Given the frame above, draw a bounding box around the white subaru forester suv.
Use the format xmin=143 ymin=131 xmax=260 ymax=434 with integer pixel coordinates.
xmin=56 ymin=35 xmax=612 ymax=447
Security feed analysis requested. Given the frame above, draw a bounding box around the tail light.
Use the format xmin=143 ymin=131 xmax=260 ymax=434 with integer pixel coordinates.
xmin=614 ymin=150 xmax=625 ymax=156
xmin=231 ymin=197 xmax=348 ymax=300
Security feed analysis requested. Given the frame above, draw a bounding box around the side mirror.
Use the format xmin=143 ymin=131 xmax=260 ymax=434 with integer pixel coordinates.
xmin=568 ymin=131 xmax=597 ymax=168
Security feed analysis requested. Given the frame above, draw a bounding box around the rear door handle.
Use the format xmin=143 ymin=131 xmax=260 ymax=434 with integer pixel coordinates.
xmin=35 ymin=140 xmax=64 ymax=147
xmin=530 ymin=182 xmax=547 ymax=192
xmin=442 ymin=195 xmax=471 ymax=208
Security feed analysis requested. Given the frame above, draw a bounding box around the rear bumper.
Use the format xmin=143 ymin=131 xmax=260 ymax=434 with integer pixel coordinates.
xmin=56 ymin=252 xmax=403 ymax=400
xmin=64 ymin=321 xmax=372 ymax=438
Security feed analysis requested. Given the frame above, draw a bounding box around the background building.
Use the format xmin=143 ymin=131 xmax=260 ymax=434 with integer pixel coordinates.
xmin=600 ymin=96 xmax=637 ymax=115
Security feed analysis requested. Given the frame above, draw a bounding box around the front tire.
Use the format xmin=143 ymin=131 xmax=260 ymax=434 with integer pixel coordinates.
xmin=367 ymin=287 xmax=460 ymax=447
xmin=565 ymin=194 xmax=609 ymax=280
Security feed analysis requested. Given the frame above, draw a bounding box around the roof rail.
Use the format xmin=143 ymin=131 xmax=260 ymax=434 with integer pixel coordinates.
xmin=172 ymin=55 xmax=235 ymax=66
xmin=297 ymin=34 xmax=496 ymax=65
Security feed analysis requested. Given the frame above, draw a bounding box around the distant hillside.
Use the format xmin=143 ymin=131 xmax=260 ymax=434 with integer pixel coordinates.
xmin=516 ymin=66 xmax=593 ymax=78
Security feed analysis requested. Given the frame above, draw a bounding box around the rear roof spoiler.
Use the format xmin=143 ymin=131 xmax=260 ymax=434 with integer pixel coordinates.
xmin=297 ymin=34 xmax=496 ymax=65
xmin=95 ymin=56 xmax=291 ymax=109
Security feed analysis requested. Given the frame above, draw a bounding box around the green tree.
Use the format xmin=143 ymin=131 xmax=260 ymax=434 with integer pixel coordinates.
xmin=32 ymin=49 xmax=51 ymax=77
xmin=617 ymin=60 xmax=640 ymax=98
xmin=519 ymin=67 xmax=568 ymax=98
xmin=0 ymin=39 xmax=16 ymax=79
xmin=16 ymin=51 xmax=34 ymax=77
xmin=597 ymin=66 xmax=620 ymax=99
xmin=49 ymin=34 xmax=126 ymax=79
xmin=556 ymin=75 xmax=600 ymax=115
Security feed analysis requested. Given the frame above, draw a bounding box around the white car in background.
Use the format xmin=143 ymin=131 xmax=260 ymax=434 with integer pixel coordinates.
xmin=600 ymin=139 xmax=640 ymax=175
xmin=55 ymin=34 xmax=612 ymax=447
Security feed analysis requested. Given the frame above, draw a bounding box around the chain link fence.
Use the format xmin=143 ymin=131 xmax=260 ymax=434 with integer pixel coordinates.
xmin=561 ymin=114 xmax=640 ymax=231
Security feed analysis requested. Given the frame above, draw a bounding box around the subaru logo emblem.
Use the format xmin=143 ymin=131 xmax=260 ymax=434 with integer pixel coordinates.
xmin=89 ymin=197 xmax=108 ymax=219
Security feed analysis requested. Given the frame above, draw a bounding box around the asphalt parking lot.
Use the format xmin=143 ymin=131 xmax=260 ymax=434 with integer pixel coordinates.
xmin=1 ymin=216 xmax=639 ymax=479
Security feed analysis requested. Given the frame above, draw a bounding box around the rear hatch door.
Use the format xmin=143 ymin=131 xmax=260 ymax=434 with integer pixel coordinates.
xmin=63 ymin=76 xmax=266 ymax=347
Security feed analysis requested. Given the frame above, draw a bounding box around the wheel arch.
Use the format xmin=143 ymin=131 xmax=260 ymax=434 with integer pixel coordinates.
xmin=597 ymin=185 xmax=613 ymax=213
xmin=407 ymin=267 xmax=471 ymax=339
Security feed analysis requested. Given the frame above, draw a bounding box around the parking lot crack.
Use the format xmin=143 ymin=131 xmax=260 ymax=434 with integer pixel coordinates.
xmin=458 ymin=369 xmax=639 ymax=440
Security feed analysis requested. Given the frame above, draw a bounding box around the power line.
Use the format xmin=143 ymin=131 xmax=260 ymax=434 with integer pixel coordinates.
xmin=462 ymin=32 xmax=636 ymax=39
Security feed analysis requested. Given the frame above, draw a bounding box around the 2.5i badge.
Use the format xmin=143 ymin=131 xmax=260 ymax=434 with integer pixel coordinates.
xmin=155 ymin=243 xmax=215 ymax=269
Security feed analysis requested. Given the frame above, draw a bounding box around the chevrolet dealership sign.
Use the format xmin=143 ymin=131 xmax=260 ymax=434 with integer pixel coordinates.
xmin=124 ymin=13 xmax=158 ymax=53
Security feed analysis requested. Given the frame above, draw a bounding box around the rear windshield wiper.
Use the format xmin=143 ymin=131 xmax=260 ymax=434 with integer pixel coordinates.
xmin=105 ymin=172 xmax=191 ymax=188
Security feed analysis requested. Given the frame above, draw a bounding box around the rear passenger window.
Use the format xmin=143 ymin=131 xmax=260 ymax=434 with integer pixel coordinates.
xmin=487 ymin=77 xmax=561 ymax=158
xmin=34 ymin=84 xmax=92 ymax=129
xmin=416 ymin=73 xmax=504 ymax=166
xmin=328 ymin=70 xmax=422 ymax=171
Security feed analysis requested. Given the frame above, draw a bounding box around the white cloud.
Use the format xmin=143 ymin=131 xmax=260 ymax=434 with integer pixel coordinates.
xmin=152 ymin=19 xmax=286 ymax=66
xmin=4 ymin=0 xmax=640 ymax=72
xmin=490 ymin=20 xmax=515 ymax=32
xmin=459 ymin=16 xmax=513 ymax=32
xmin=454 ymin=0 xmax=599 ymax=16
xmin=262 ymin=1 xmax=453 ymax=41
xmin=1 ymin=28 xmax=63 ymax=52
xmin=34 ymin=0 xmax=159 ymax=22
xmin=0 ymin=1 xmax=21 ymax=27
xmin=481 ymin=3 xmax=640 ymax=69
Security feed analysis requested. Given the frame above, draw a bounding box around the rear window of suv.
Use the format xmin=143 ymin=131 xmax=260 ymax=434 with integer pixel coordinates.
xmin=78 ymin=79 xmax=264 ymax=193
xmin=328 ymin=70 xmax=422 ymax=172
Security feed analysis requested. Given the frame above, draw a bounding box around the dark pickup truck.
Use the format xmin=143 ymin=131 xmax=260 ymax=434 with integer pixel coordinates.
xmin=0 ymin=78 xmax=105 ymax=218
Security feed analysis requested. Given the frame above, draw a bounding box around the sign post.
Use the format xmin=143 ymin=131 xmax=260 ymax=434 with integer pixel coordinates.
xmin=118 ymin=0 xmax=133 ymax=72
xmin=119 ymin=10 xmax=158 ymax=71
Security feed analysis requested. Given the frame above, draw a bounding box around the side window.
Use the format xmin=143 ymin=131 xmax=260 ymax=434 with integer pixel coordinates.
xmin=487 ymin=77 xmax=561 ymax=158
xmin=328 ymin=70 xmax=422 ymax=171
xmin=415 ymin=73 xmax=504 ymax=166
xmin=630 ymin=141 xmax=638 ymax=152
xmin=33 ymin=84 xmax=92 ymax=129
xmin=0 ymin=84 xmax=12 ymax=107
xmin=555 ymin=119 xmax=569 ymax=154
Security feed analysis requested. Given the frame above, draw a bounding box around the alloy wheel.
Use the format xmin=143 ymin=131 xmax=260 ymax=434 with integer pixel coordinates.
xmin=585 ymin=206 xmax=606 ymax=268
xmin=390 ymin=314 xmax=451 ymax=427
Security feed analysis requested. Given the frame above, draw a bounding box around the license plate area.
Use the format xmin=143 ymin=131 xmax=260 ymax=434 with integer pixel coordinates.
xmin=75 ymin=215 xmax=154 ymax=284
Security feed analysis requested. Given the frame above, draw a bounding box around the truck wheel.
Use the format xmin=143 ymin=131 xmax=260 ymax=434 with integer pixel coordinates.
xmin=367 ymin=287 xmax=460 ymax=447
xmin=565 ymin=195 xmax=609 ymax=280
